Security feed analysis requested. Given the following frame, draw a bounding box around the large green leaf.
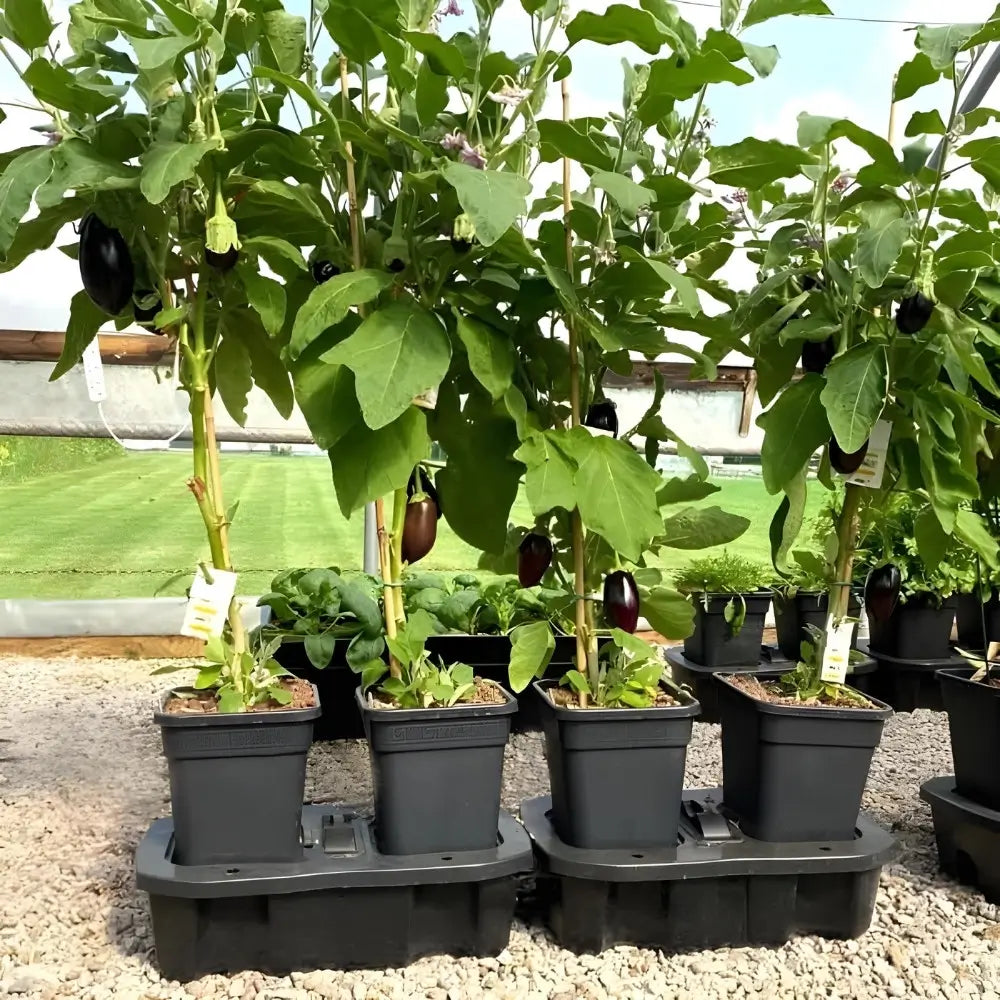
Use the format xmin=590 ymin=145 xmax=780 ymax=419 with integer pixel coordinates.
xmin=456 ymin=314 xmax=515 ymax=400
xmin=914 ymin=505 xmax=949 ymax=572
xmin=289 ymin=269 xmax=393 ymax=358
xmin=856 ymin=215 xmax=910 ymax=288
xmin=403 ymin=30 xmax=466 ymax=78
xmin=742 ymin=0 xmax=831 ymax=28
xmin=894 ymin=53 xmax=941 ymax=101
xmin=508 ymin=621 xmax=555 ymax=694
xmin=127 ymin=30 xmax=198 ymax=71
xmin=640 ymin=50 xmax=752 ymax=114
xmin=757 ymin=374 xmax=831 ymax=494
xmin=215 ymin=335 xmax=253 ymax=426
xmin=641 ymin=586 xmax=694 ymax=640
xmin=139 ymin=139 xmax=218 ymax=204
xmin=328 ymin=407 xmax=429 ymax=516
xmin=50 ymin=291 xmax=106 ymax=381
xmin=23 ymin=59 xmax=122 ymax=115
xmin=441 ymin=163 xmax=531 ymax=247
xmin=820 ymin=343 xmax=887 ymax=453
xmin=322 ymin=302 xmax=451 ymax=430
xmin=707 ymin=138 xmax=815 ymax=188
xmin=535 ymin=120 xmax=615 ymax=171
xmin=573 ymin=435 xmax=663 ymax=561
xmin=659 ymin=506 xmax=750 ymax=549
xmin=514 ymin=429 xmax=580 ymax=516
xmin=955 ymin=508 xmax=1000 ymax=568
xmin=261 ymin=10 xmax=306 ymax=75
xmin=770 ymin=468 xmax=808 ymax=574
xmin=5 ymin=0 xmax=54 ymax=49
xmin=0 ymin=146 xmax=53 ymax=256
xmin=0 ymin=196 xmax=81 ymax=272
xmin=34 ymin=139 xmax=137 ymax=209
xmin=565 ymin=5 xmax=678 ymax=55
xmin=590 ymin=171 xmax=655 ymax=216
xmin=916 ymin=22 xmax=981 ymax=70
xmin=618 ymin=248 xmax=700 ymax=316
xmin=239 ymin=267 xmax=286 ymax=339
xmin=292 ymin=356 xmax=360 ymax=450
xmin=242 ymin=321 xmax=293 ymax=419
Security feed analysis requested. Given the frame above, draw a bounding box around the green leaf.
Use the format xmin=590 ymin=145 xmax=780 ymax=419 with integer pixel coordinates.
xmin=955 ymin=509 xmax=1000 ymax=568
xmin=217 ymin=687 xmax=243 ymax=713
xmin=34 ymin=139 xmax=137 ymax=209
xmin=536 ymin=120 xmax=615 ymax=172
xmin=139 ymin=139 xmax=218 ymax=205
xmin=242 ymin=321 xmax=294 ymax=419
xmin=619 ymin=248 xmax=700 ymax=316
xmin=261 ymin=10 xmax=306 ymax=75
xmin=590 ymin=170 xmax=655 ymax=216
xmin=290 ymin=269 xmax=394 ymax=359
xmin=328 ymin=407 xmax=429 ymax=516
xmin=660 ymin=506 xmax=750 ymax=549
xmin=456 ymin=314 xmax=515 ymax=400
xmin=440 ymin=163 xmax=531 ymax=247
xmin=127 ymin=30 xmax=199 ymax=72
xmin=642 ymin=586 xmax=694 ymax=640
xmin=894 ymin=53 xmax=941 ymax=101
xmin=0 ymin=146 xmax=52 ymax=257
xmin=50 ymin=291 xmax=105 ymax=381
xmin=905 ymin=110 xmax=947 ymax=137
xmin=741 ymin=41 xmax=779 ymax=78
xmin=914 ymin=505 xmax=949 ymax=572
xmin=742 ymin=0 xmax=831 ymax=27
xmin=707 ymin=138 xmax=815 ymax=188
xmin=563 ymin=669 xmax=591 ymax=695
xmin=254 ymin=67 xmax=338 ymax=128
xmin=304 ymin=632 xmax=336 ymax=669
xmin=243 ymin=236 xmax=307 ymax=274
xmin=514 ymin=429 xmax=580 ymax=516
xmin=856 ymin=216 xmax=910 ymax=288
xmin=916 ymin=22 xmax=981 ymax=71
xmin=240 ymin=267 xmax=286 ymax=337
xmin=757 ymin=374 xmax=831 ymax=494
xmin=5 ymin=0 xmax=53 ymax=50
xmin=194 ymin=666 xmax=221 ymax=690
xmin=215 ymin=335 xmax=252 ymax=426
xmin=770 ymin=470 xmax=808 ymax=575
xmin=403 ymin=30 xmax=466 ymax=78
xmin=508 ymin=621 xmax=555 ymax=694
xmin=641 ymin=50 xmax=753 ymax=111
xmin=322 ymin=302 xmax=451 ymax=430
xmin=573 ymin=435 xmax=663 ymax=562
xmin=820 ymin=343 xmax=887 ymax=453
xmin=721 ymin=0 xmax=741 ymax=29
xmin=292 ymin=356 xmax=359 ymax=450
xmin=565 ymin=5 xmax=677 ymax=55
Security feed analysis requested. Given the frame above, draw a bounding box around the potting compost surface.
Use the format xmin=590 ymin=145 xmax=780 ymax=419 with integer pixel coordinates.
xmin=2 ymin=653 xmax=1000 ymax=1000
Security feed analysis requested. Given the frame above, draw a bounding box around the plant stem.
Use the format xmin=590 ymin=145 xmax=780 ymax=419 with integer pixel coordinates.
xmin=390 ymin=487 xmax=407 ymax=627
xmin=675 ymin=85 xmax=707 ymax=174
xmin=339 ymin=55 xmax=363 ymax=271
xmin=831 ymin=483 xmax=864 ymax=624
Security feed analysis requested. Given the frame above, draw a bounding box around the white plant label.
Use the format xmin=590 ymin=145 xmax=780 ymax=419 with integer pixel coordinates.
xmin=847 ymin=419 xmax=891 ymax=490
xmin=180 ymin=567 xmax=238 ymax=639
xmin=820 ymin=619 xmax=855 ymax=684
xmin=81 ymin=338 xmax=107 ymax=402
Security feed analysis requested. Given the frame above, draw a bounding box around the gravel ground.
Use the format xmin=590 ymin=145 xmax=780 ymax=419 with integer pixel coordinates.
xmin=2 ymin=655 xmax=1000 ymax=1000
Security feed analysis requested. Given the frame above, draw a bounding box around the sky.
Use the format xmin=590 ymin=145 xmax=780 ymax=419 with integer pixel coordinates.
xmin=1 ymin=0 xmax=998 ymax=334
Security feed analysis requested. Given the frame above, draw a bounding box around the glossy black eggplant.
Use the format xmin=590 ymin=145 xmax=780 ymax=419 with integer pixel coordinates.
xmin=518 ymin=533 xmax=553 ymax=588
xmin=205 ymin=245 xmax=239 ymax=271
xmin=407 ymin=468 xmax=442 ymax=520
xmin=603 ymin=571 xmax=640 ymax=634
xmin=79 ymin=213 xmax=134 ymax=316
xmin=401 ymin=498 xmax=437 ymax=564
xmin=312 ymin=259 xmax=340 ymax=284
xmin=801 ymin=337 xmax=836 ymax=375
xmin=584 ymin=400 xmax=618 ymax=438
xmin=864 ymin=565 xmax=901 ymax=624
xmin=896 ymin=292 xmax=935 ymax=334
xmin=829 ymin=438 xmax=869 ymax=475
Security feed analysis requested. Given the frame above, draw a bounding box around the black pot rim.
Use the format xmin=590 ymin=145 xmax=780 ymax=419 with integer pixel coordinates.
xmin=533 ymin=678 xmax=700 ymax=720
xmin=716 ymin=675 xmax=892 ymax=720
xmin=937 ymin=665 xmax=1000 ymax=690
xmin=686 ymin=589 xmax=772 ymax=599
xmin=354 ymin=681 xmax=518 ymax=720
xmin=154 ymin=683 xmax=322 ymax=727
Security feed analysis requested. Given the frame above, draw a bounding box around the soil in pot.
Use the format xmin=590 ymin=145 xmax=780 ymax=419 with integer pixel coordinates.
xmin=955 ymin=592 xmax=1000 ymax=652
xmin=155 ymin=681 xmax=320 ymax=866
xmin=867 ymin=593 xmax=956 ymax=661
xmin=939 ymin=667 xmax=1000 ymax=811
xmin=718 ymin=675 xmax=891 ymax=843
xmin=357 ymin=680 xmax=516 ymax=856
xmin=536 ymin=679 xmax=700 ymax=850
xmin=773 ymin=591 xmax=861 ymax=662
xmin=683 ymin=592 xmax=771 ymax=668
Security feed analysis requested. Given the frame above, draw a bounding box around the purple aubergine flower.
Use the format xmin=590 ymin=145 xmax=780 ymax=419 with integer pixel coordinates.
xmin=440 ymin=0 xmax=463 ymax=14
xmin=440 ymin=131 xmax=468 ymax=152
xmin=459 ymin=144 xmax=486 ymax=169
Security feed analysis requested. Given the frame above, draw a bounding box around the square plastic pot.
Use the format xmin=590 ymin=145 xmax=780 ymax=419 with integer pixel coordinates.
xmin=154 ymin=686 xmax=320 ymax=866
xmin=683 ymin=592 xmax=772 ymax=668
xmin=773 ymin=591 xmax=861 ymax=662
xmin=955 ymin=592 xmax=1000 ymax=653
xmin=273 ymin=638 xmax=363 ymax=740
xmin=867 ymin=593 xmax=956 ymax=661
xmin=939 ymin=667 xmax=1000 ymax=811
xmin=535 ymin=679 xmax=701 ymax=850
xmin=356 ymin=685 xmax=517 ymax=856
xmin=718 ymin=677 xmax=892 ymax=843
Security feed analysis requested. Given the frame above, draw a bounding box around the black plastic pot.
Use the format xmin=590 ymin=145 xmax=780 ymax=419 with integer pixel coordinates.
xmin=357 ymin=685 xmax=517 ymax=855
xmin=273 ymin=638 xmax=363 ymax=740
xmin=773 ymin=590 xmax=861 ymax=661
xmin=867 ymin=592 xmax=956 ymax=661
xmin=154 ymin=687 xmax=320 ymax=866
xmin=535 ymin=679 xmax=700 ymax=849
xmin=863 ymin=645 xmax=966 ymax=713
xmin=683 ymin=592 xmax=772 ymax=668
xmin=939 ymin=667 xmax=1000 ymax=810
xmin=137 ymin=804 xmax=534 ymax=979
xmin=955 ymin=592 xmax=1000 ymax=652
xmin=717 ymin=677 xmax=892 ymax=842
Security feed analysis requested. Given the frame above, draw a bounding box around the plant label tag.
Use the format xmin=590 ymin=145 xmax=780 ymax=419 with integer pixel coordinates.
xmin=820 ymin=620 xmax=855 ymax=684
xmin=180 ymin=567 xmax=237 ymax=639
xmin=847 ymin=420 xmax=891 ymax=489
xmin=81 ymin=338 xmax=107 ymax=403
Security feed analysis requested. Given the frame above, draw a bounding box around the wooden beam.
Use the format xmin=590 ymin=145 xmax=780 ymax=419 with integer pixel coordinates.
xmin=0 ymin=330 xmax=174 ymax=366
xmin=604 ymin=361 xmax=754 ymax=391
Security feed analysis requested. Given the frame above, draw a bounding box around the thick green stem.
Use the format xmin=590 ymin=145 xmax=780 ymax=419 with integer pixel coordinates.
xmin=831 ymin=483 xmax=864 ymax=623
xmin=390 ymin=487 xmax=407 ymax=626
xmin=675 ymin=85 xmax=707 ymax=174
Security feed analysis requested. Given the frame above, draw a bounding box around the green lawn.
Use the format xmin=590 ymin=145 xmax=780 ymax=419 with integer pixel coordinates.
xmin=0 ymin=451 xmax=824 ymax=599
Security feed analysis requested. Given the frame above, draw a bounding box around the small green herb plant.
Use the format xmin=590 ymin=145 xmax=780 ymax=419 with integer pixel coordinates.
xmin=777 ymin=626 xmax=869 ymax=706
xmin=675 ymin=552 xmax=771 ymax=636
xmin=359 ymin=610 xmax=483 ymax=710
xmin=256 ymin=568 xmax=386 ymax=670
xmin=560 ymin=630 xmax=677 ymax=709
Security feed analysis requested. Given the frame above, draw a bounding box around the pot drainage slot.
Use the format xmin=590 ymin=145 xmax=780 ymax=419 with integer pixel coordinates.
xmin=322 ymin=815 xmax=359 ymax=855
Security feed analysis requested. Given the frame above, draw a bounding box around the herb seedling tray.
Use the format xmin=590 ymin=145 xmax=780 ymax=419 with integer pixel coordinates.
xmin=921 ymin=777 xmax=1000 ymax=904
xmin=521 ymin=790 xmax=898 ymax=954
xmin=136 ymin=805 xmax=533 ymax=981
xmin=858 ymin=641 xmax=967 ymax=713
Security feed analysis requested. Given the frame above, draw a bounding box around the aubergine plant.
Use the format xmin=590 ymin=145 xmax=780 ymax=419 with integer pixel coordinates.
xmin=0 ymin=0 xmax=341 ymax=708
xmin=717 ymin=12 xmax=1000 ymax=699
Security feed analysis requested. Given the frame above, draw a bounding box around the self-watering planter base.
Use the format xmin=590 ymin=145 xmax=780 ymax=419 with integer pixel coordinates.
xmin=858 ymin=642 xmax=967 ymax=713
xmin=520 ymin=791 xmax=898 ymax=954
xmin=136 ymin=804 xmax=534 ymax=981
xmin=921 ymin=777 xmax=1000 ymax=905
xmin=665 ymin=648 xmax=877 ymax=724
